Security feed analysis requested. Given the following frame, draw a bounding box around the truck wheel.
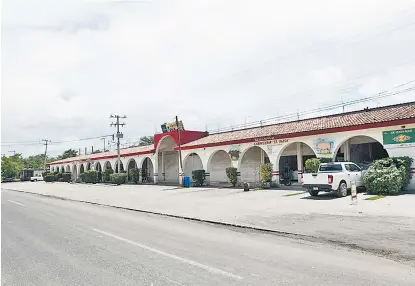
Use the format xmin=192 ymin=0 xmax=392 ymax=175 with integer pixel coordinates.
xmin=337 ymin=182 xmax=347 ymax=197
xmin=309 ymin=190 xmax=319 ymax=196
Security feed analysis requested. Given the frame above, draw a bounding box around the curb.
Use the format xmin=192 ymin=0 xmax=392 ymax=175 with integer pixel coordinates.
xmin=3 ymin=187 xmax=413 ymax=264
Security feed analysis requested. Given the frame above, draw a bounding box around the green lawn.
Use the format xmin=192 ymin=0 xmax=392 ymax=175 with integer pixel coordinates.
xmin=365 ymin=195 xmax=385 ymax=200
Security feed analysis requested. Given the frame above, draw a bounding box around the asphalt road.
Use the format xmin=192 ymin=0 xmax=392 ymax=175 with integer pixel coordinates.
xmin=2 ymin=189 xmax=414 ymax=286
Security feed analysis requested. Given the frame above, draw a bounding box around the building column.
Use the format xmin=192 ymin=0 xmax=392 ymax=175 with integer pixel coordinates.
xmin=178 ymin=154 xmax=184 ymax=186
xmin=343 ymin=139 xmax=350 ymax=161
xmin=260 ymin=149 xmax=265 ymax=165
xmin=161 ymin=151 xmax=165 ymax=182
xmin=297 ymin=142 xmax=304 ymax=184
xmin=153 ymin=157 xmax=158 ymax=184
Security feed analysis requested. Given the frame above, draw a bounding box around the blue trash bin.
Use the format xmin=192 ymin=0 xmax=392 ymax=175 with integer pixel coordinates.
xmin=183 ymin=176 xmax=190 ymax=188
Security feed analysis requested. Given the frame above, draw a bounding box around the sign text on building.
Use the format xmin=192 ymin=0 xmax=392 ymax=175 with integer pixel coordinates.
xmin=383 ymin=128 xmax=415 ymax=145
xmin=253 ymin=138 xmax=288 ymax=146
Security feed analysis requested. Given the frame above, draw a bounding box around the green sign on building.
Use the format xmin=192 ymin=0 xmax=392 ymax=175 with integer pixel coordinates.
xmin=382 ymin=128 xmax=415 ymax=145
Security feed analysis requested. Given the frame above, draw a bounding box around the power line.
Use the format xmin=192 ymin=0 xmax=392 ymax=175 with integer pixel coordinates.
xmin=110 ymin=114 xmax=127 ymax=173
xmin=1 ymin=134 xmax=113 ymax=147
xmin=208 ymin=80 xmax=415 ymax=134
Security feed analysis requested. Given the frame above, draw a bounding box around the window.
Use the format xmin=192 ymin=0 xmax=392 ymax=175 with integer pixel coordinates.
xmin=319 ymin=164 xmax=343 ymax=172
xmin=345 ymin=164 xmax=361 ymax=172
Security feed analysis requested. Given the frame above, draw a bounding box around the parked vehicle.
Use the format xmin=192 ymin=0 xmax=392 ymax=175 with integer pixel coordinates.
xmin=30 ymin=174 xmax=44 ymax=182
xmin=302 ymin=162 xmax=364 ymax=197
xmin=2 ymin=177 xmax=14 ymax=183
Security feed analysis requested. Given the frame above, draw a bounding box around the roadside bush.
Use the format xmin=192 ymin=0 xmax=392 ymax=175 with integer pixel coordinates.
xmin=55 ymin=172 xmax=63 ymax=180
xmin=391 ymin=156 xmax=413 ymax=191
xmin=42 ymin=171 xmax=48 ymax=177
xmin=225 ymin=167 xmax=238 ymax=187
xmin=62 ymin=172 xmax=72 ymax=182
xmin=83 ymin=170 xmax=99 ymax=184
xmin=79 ymin=173 xmax=86 ymax=183
xmin=129 ymin=168 xmax=140 ymax=184
xmin=110 ymin=173 xmax=127 ymax=185
xmin=305 ymin=158 xmax=320 ymax=173
xmin=364 ymin=164 xmax=402 ymax=195
xmin=192 ymin=169 xmax=206 ymax=186
xmin=44 ymin=174 xmax=56 ymax=182
xmin=259 ymin=163 xmax=273 ymax=183
xmin=103 ymin=169 xmax=114 ymax=182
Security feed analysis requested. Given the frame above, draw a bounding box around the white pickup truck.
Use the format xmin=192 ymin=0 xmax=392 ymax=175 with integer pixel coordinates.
xmin=302 ymin=162 xmax=364 ymax=197
xmin=30 ymin=174 xmax=44 ymax=182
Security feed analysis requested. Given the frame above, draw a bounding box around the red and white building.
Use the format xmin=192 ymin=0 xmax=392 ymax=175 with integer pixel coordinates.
xmin=48 ymin=102 xmax=415 ymax=188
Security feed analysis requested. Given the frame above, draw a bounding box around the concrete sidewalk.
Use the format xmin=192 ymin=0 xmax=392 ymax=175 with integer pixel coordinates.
xmin=3 ymin=182 xmax=415 ymax=264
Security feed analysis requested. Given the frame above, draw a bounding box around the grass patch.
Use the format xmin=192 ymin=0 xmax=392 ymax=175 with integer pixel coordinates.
xmin=365 ymin=195 xmax=386 ymax=201
xmin=284 ymin=191 xmax=307 ymax=197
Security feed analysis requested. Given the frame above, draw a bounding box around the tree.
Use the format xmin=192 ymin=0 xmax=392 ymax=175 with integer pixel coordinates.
xmin=2 ymin=155 xmax=24 ymax=179
xmin=57 ymin=149 xmax=78 ymax=160
xmin=138 ymin=136 xmax=154 ymax=146
xmin=23 ymin=154 xmax=55 ymax=169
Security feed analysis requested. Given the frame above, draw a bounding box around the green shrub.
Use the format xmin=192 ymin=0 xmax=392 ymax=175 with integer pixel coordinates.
xmin=110 ymin=173 xmax=127 ymax=185
xmin=305 ymin=158 xmax=320 ymax=173
xmin=192 ymin=170 xmax=206 ymax=186
xmin=129 ymin=168 xmax=140 ymax=184
xmin=226 ymin=167 xmax=238 ymax=187
xmin=391 ymin=156 xmax=413 ymax=191
xmin=259 ymin=163 xmax=273 ymax=182
xmin=42 ymin=171 xmax=48 ymax=177
xmin=55 ymin=172 xmax=63 ymax=180
xmin=83 ymin=170 xmax=99 ymax=184
xmin=79 ymin=173 xmax=86 ymax=183
xmin=103 ymin=168 xmax=114 ymax=182
xmin=364 ymin=164 xmax=403 ymax=195
xmin=62 ymin=172 xmax=72 ymax=182
xmin=44 ymin=174 xmax=56 ymax=182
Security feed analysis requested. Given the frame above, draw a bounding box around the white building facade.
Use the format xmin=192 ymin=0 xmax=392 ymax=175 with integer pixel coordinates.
xmin=48 ymin=103 xmax=415 ymax=189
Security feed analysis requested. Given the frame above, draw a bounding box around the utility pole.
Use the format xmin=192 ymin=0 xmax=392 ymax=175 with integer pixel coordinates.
xmin=175 ymin=116 xmax=183 ymax=175
xmin=110 ymin=114 xmax=126 ymax=173
xmin=101 ymin=137 xmax=106 ymax=152
xmin=41 ymin=139 xmax=50 ymax=171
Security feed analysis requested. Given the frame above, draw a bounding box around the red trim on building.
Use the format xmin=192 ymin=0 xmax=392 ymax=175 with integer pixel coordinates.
xmin=48 ymin=150 xmax=154 ymax=165
xmin=178 ymin=118 xmax=415 ymax=151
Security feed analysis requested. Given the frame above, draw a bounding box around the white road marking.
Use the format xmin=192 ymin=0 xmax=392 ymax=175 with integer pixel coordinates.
xmin=8 ymin=200 xmax=25 ymax=206
xmin=92 ymin=228 xmax=243 ymax=280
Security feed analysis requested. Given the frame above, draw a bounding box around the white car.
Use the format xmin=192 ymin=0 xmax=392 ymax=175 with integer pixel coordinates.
xmin=30 ymin=174 xmax=44 ymax=182
xmin=302 ymin=162 xmax=364 ymax=197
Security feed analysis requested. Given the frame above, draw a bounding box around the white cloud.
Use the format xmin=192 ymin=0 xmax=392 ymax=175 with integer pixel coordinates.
xmin=2 ymin=0 xmax=415 ymax=156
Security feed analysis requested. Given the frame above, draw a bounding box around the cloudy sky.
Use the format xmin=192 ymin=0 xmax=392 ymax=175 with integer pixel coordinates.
xmin=2 ymin=0 xmax=415 ymax=156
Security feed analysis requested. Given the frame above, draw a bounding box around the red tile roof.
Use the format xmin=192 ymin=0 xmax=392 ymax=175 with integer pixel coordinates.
xmin=49 ymin=144 xmax=153 ymax=165
xmin=182 ymin=102 xmax=415 ymax=148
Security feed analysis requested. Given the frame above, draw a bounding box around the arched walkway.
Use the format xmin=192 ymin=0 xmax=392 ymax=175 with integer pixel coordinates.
xmin=207 ymin=150 xmax=232 ymax=184
xmin=60 ymin=166 xmax=64 ymax=173
xmin=183 ymin=153 xmax=204 ymax=178
xmin=65 ymin=165 xmax=71 ymax=173
xmin=334 ymin=135 xmax=388 ymax=165
xmin=95 ymin=162 xmax=102 ymax=182
xmin=79 ymin=164 xmax=85 ymax=174
xmin=277 ymin=142 xmax=316 ymax=183
xmin=86 ymin=162 xmax=91 ymax=171
xmin=114 ymin=160 xmax=124 ymax=173
xmin=239 ymin=146 xmax=270 ymax=183
xmin=127 ymin=158 xmax=137 ymax=181
xmin=104 ymin=161 xmax=112 ymax=171
xmin=141 ymin=157 xmax=154 ymax=183
xmin=157 ymin=135 xmax=179 ymax=183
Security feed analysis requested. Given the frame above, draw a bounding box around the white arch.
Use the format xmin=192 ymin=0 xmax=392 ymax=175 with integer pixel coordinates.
xmin=65 ymin=165 xmax=71 ymax=172
xmin=183 ymin=152 xmax=204 ymax=177
xmin=207 ymin=149 xmax=232 ymax=184
xmin=126 ymin=157 xmax=138 ymax=170
xmin=237 ymin=145 xmax=271 ymax=170
xmin=155 ymin=135 xmax=177 ymax=153
xmin=104 ymin=161 xmax=112 ymax=170
xmin=333 ymin=135 xmax=389 ymax=163
xmin=113 ymin=160 xmax=124 ymax=172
